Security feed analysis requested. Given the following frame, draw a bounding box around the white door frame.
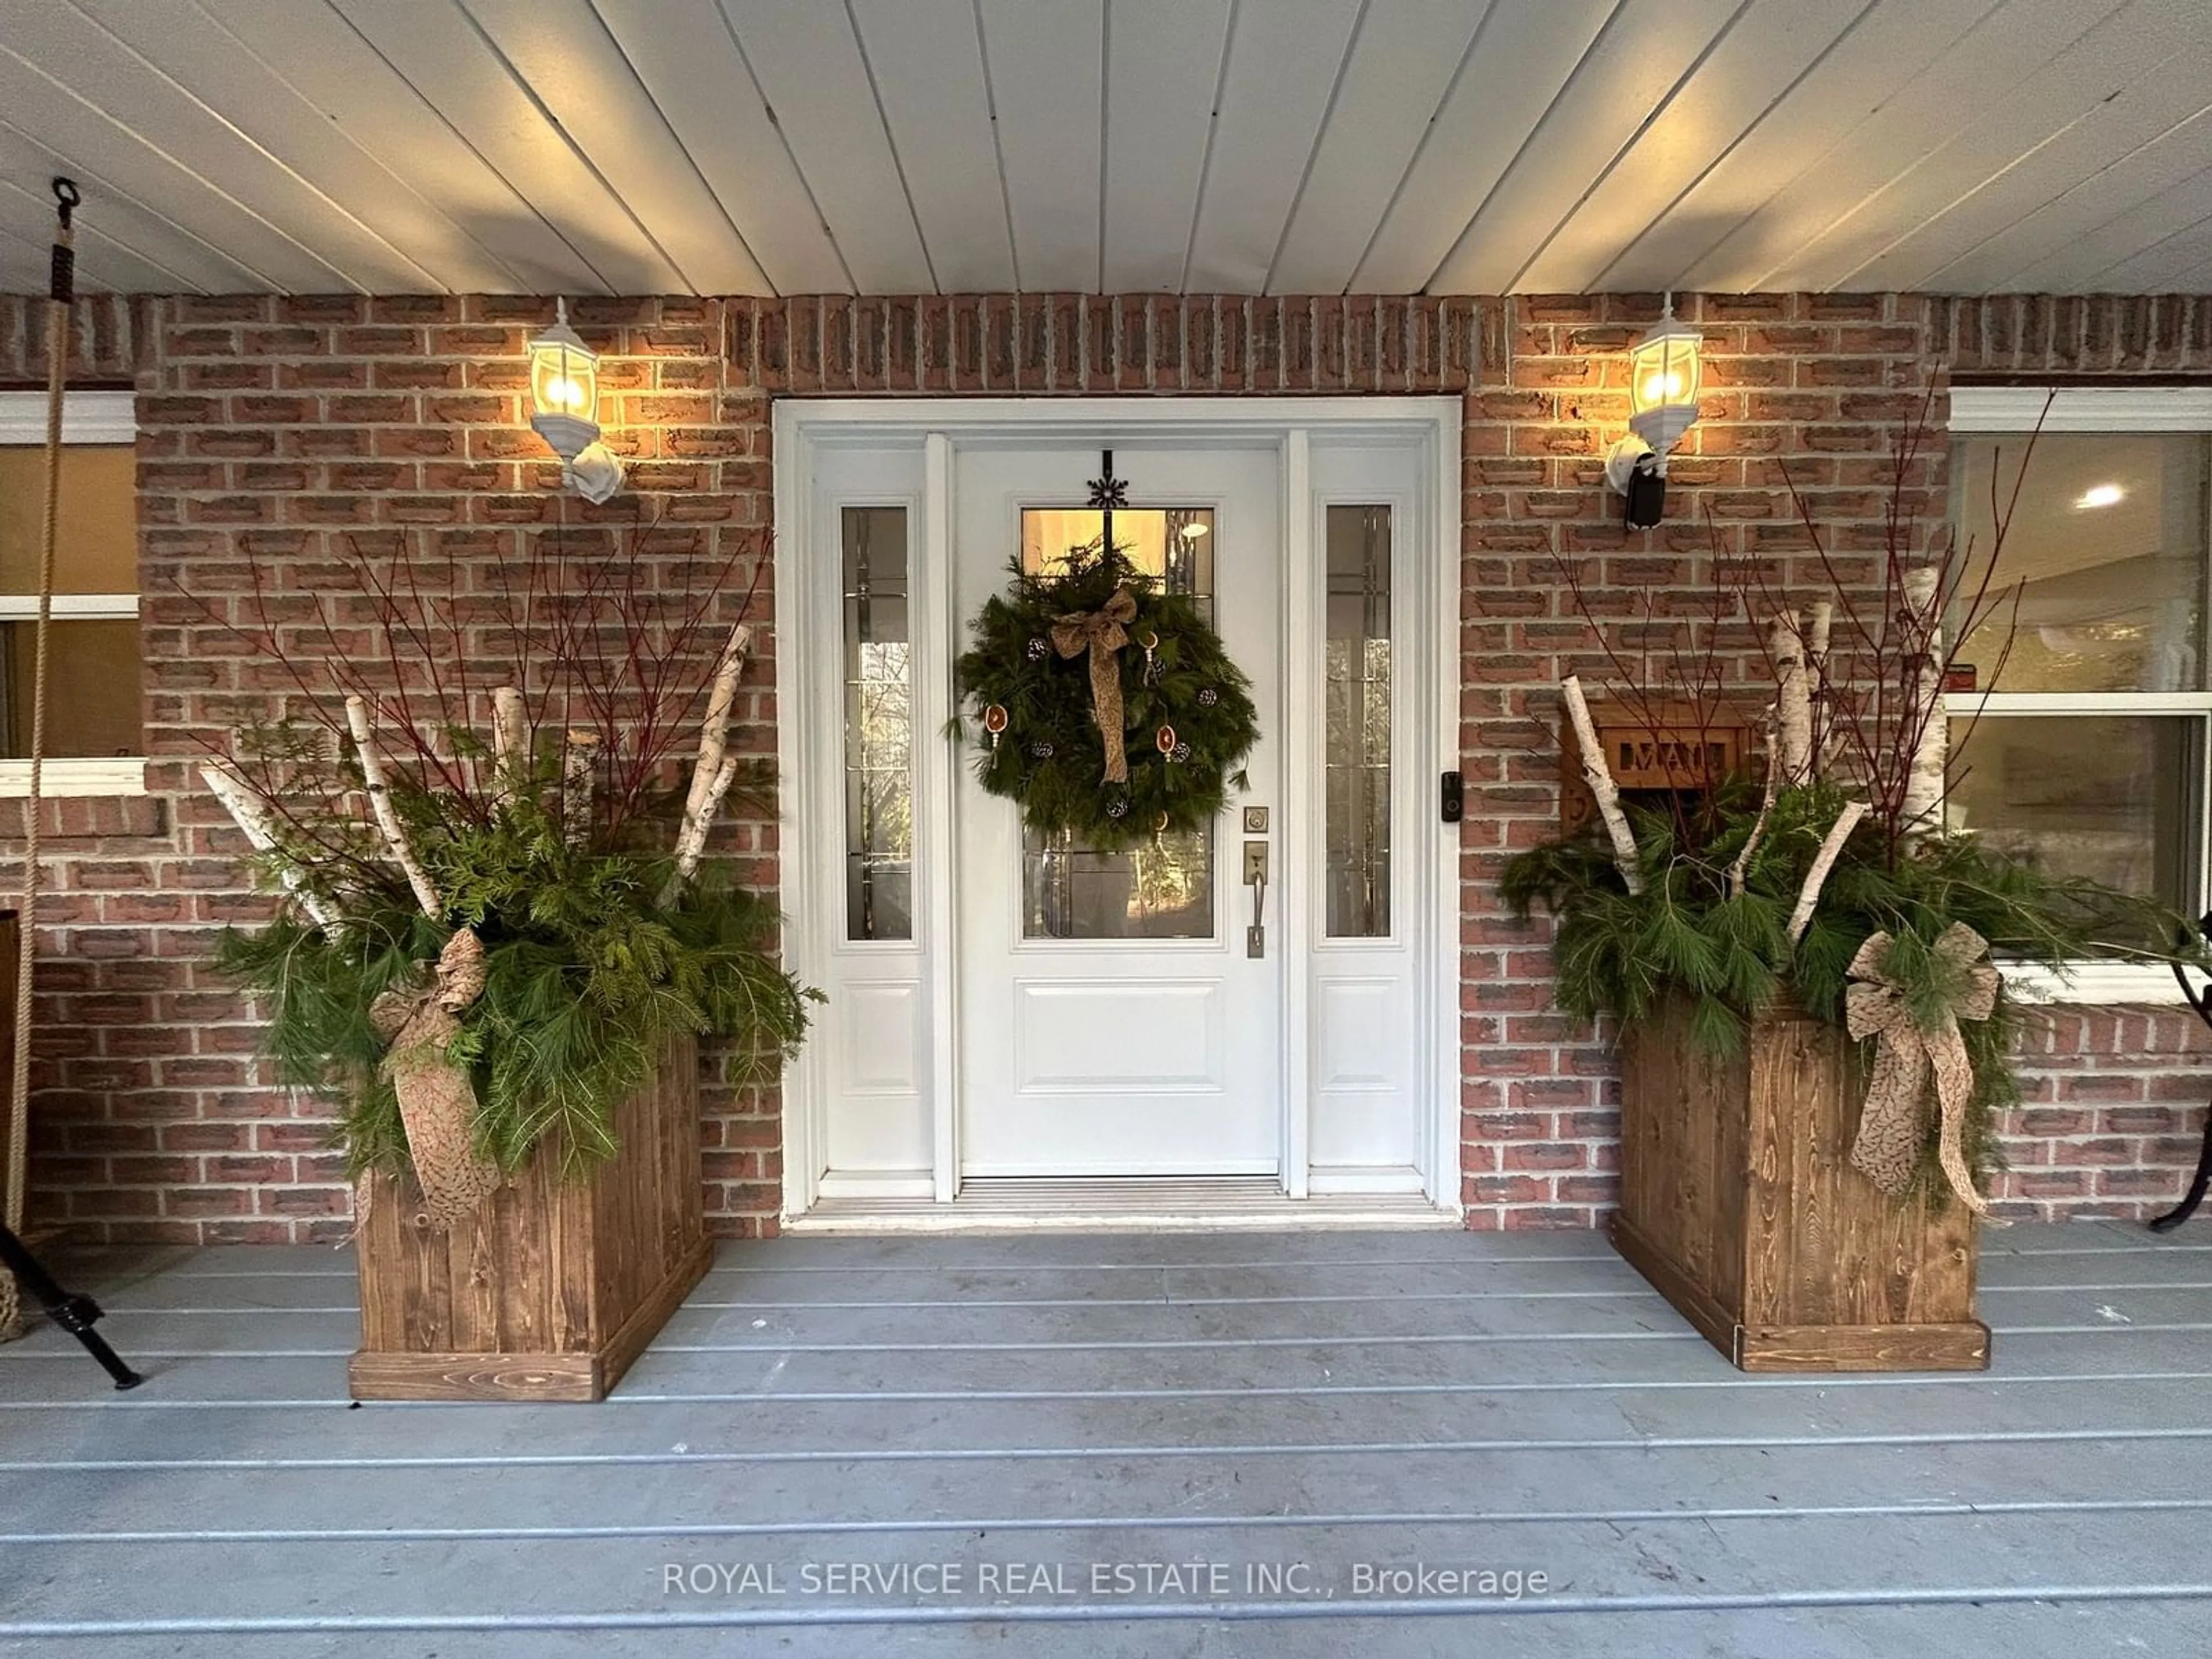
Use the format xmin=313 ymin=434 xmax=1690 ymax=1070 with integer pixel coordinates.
xmin=774 ymin=396 xmax=1463 ymax=1221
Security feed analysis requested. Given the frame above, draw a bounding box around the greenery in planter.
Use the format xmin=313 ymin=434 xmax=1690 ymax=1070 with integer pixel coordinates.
xmin=218 ymin=786 xmax=813 ymax=1184
xmin=1502 ymin=405 xmax=2203 ymax=1208
xmin=195 ymin=509 xmax=817 ymax=1218
xmin=1503 ymin=778 xmax=2188 ymax=1194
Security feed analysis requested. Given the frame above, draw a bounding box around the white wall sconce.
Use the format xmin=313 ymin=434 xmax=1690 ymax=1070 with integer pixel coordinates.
xmin=528 ymin=298 xmax=623 ymax=505
xmin=1603 ymin=296 xmax=1704 ymax=530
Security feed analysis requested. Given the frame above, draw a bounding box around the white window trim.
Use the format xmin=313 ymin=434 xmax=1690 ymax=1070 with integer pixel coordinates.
xmin=0 ymin=390 xmax=136 ymax=445
xmin=1946 ymin=385 xmax=2212 ymax=1005
xmin=2002 ymin=959 xmax=2193 ymax=1005
xmin=0 ymin=388 xmax=145 ymax=798
xmin=0 ymin=758 xmax=145 ymax=796
xmin=1949 ymin=387 xmax=2212 ymax=433
xmin=0 ymin=594 xmax=138 ymax=620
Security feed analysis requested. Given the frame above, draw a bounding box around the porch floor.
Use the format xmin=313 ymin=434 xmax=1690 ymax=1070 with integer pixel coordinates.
xmin=1 ymin=1221 xmax=2207 ymax=1657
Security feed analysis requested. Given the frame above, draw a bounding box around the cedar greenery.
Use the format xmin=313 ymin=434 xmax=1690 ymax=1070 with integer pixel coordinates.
xmin=218 ymin=783 xmax=817 ymax=1183
xmin=955 ymin=540 xmax=1259 ymax=851
xmin=1502 ymin=779 xmax=2198 ymax=1192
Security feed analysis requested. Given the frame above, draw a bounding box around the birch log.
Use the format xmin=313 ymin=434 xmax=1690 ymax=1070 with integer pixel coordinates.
xmin=1786 ymin=800 xmax=1868 ymax=944
xmin=1772 ymin=611 xmax=1813 ymax=786
xmin=201 ymin=759 xmax=339 ymax=931
xmin=1899 ymin=568 xmax=1946 ymax=836
xmin=1805 ymin=599 xmax=1835 ymax=779
xmin=561 ymin=729 xmax=600 ymax=847
xmin=490 ymin=686 xmax=527 ymax=811
xmin=679 ymin=623 xmax=753 ymax=842
xmin=671 ymin=753 xmax=739 ymax=887
xmin=345 ymin=695 xmax=441 ymax=919
xmin=1561 ymin=675 xmax=1643 ymax=896
xmin=1727 ymin=704 xmax=1780 ymax=900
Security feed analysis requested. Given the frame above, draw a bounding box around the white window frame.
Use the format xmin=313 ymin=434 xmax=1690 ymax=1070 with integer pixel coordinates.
xmin=1948 ymin=386 xmax=2212 ymax=1003
xmin=0 ymin=389 xmax=145 ymax=797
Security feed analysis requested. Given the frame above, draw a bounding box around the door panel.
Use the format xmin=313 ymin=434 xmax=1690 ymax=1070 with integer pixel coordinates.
xmin=955 ymin=445 xmax=1283 ymax=1176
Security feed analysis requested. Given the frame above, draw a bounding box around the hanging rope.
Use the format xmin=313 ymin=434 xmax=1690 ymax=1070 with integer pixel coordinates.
xmin=1 ymin=178 xmax=78 ymax=1341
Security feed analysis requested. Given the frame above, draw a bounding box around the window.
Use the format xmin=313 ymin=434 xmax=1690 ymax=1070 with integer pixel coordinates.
xmin=1947 ymin=388 xmax=2212 ymax=998
xmin=0 ymin=391 xmax=143 ymax=796
xmin=1324 ymin=504 xmax=1391 ymax=938
xmin=842 ymin=506 xmax=912 ymax=940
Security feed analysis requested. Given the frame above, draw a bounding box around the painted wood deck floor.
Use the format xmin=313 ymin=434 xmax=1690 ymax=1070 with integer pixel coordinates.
xmin=1 ymin=1221 xmax=2208 ymax=1657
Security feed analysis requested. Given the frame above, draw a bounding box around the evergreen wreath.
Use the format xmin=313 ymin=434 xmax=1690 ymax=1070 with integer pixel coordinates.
xmin=956 ymin=539 xmax=1259 ymax=850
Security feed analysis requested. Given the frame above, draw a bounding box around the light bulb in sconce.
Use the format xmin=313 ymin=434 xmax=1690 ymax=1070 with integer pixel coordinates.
xmin=544 ymin=375 xmax=589 ymax=415
xmin=2075 ymin=483 xmax=2124 ymax=509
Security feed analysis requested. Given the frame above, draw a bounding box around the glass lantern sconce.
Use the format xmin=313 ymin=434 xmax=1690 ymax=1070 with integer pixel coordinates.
xmin=1603 ymin=296 xmax=1703 ymax=530
xmin=528 ymin=298 xmax=624 ymax=505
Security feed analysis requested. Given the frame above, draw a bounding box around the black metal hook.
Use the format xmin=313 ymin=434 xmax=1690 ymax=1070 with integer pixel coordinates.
xmin=0 ymin=1223 xmax=143 ymax=1390
xmin=51 ymin=176 xmax=80 ymax=226
xmin=2150 ymin=912 xmax=2212 ymax=1232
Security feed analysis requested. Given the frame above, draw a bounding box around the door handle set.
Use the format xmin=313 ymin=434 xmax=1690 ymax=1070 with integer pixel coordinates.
xmin=1243 ymin=838 xmax=1268 ymax=959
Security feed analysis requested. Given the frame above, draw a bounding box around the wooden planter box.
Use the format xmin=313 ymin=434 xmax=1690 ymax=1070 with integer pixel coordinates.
xmin=1613 ymin=997 xmax=1988 ymax=1373
xmin=349 ymin=1036 xmax=711 ymax=1403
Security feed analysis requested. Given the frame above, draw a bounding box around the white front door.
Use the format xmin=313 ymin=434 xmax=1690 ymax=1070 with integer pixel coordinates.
xmin=778 ymin=398 xmax=1463 ymax=1220
xmin=953 ymin=445 xmax=1283 ymax=1176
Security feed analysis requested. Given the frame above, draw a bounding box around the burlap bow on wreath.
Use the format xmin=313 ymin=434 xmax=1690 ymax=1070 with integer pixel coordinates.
xmin=366 ymin=927 xmax=501 ymax=1230
xmin=1844 ymin=922 xmax=2001 ymax=1217
xmin=1051 ymin=586 xmax=1138 ymax=783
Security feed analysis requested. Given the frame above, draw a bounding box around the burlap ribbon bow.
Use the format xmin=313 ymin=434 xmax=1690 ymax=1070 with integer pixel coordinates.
xmin=1051 ymin=587 xmax=1139 ymax=783
xmin=368 ymin=927 xmax=501 ymax=1230
xmin=1844 ymin=922 xmax=2001 ymax=1216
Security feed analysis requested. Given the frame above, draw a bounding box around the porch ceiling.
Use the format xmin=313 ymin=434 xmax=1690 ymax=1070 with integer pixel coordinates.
xmin=2 ymin=2 xmax=2212 ymax=301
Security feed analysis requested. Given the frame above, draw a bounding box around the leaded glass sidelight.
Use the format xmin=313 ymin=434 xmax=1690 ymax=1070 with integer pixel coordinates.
xmin=1325 ymin=505 xmax=1391 ymax=937
xmin=842 ymin=506 xmax=912 ymax=940
xmin=1018 ymin=507 xmax=1217 ymax=941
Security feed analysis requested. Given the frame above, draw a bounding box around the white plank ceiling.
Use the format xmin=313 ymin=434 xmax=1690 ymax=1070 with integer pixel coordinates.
xmin=3 ymin=0 xmax=2212 ymax=297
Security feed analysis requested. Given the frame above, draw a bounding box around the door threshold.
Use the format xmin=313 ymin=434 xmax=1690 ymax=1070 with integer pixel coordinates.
xmin=785 ymin=1176 xmax=1460 ymax=1234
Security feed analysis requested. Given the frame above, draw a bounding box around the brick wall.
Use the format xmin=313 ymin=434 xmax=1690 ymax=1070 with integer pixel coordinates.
xmin=1 ymin=288 xmax=2207 ymax=1241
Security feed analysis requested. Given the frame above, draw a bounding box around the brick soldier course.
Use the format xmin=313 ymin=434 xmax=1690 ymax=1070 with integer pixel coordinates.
xmin=1 ymin=289 xmax=2206 ymax=1243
